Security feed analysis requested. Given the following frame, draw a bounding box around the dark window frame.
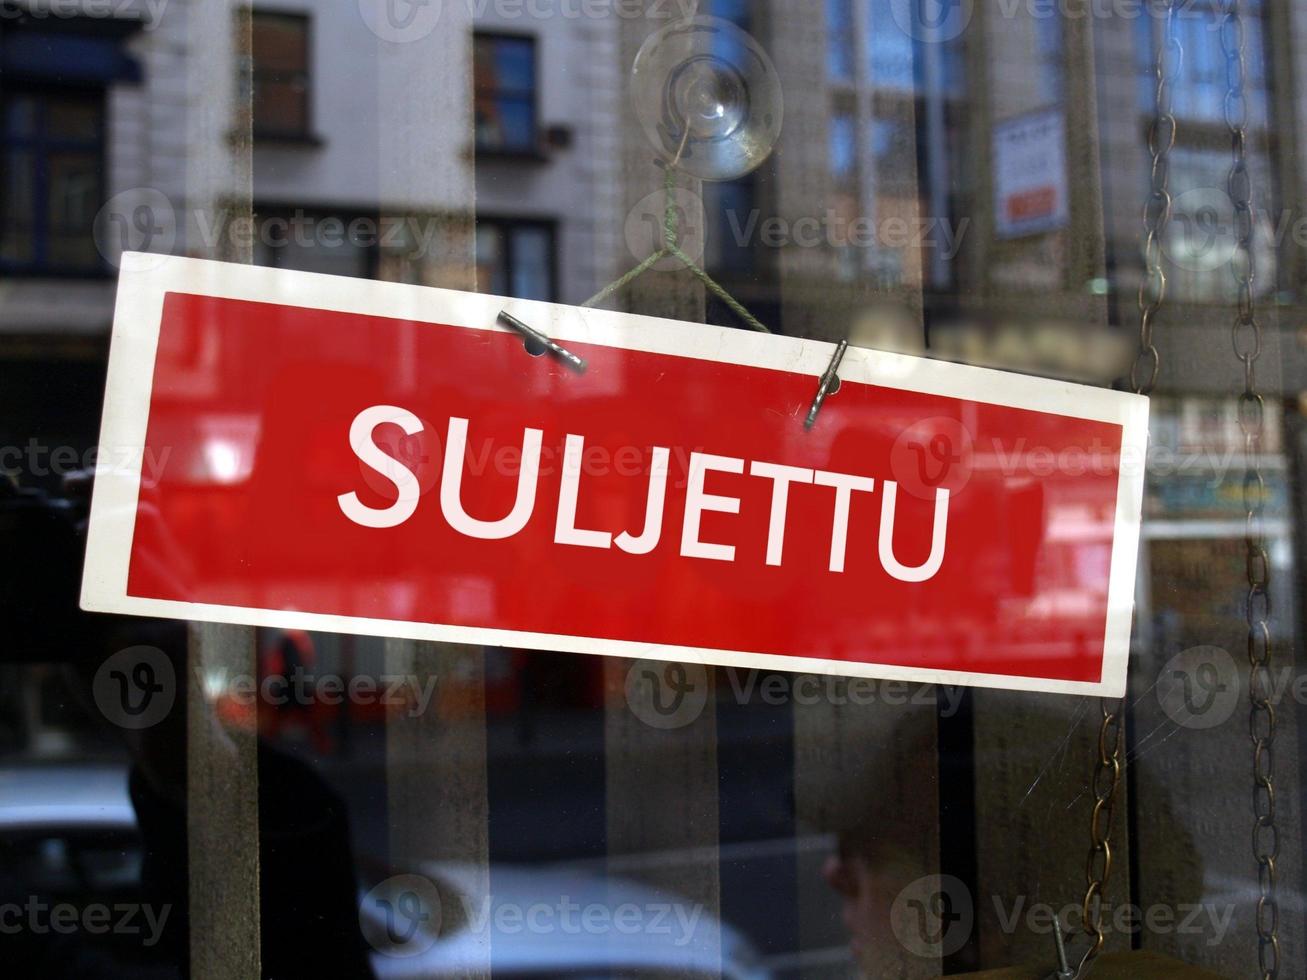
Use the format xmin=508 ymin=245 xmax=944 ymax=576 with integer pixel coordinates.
xmin=0 ymin=82 xmax=108 ymax=278
xmin=473 ymin=30 xmax=543 ymax=159
xmin=249 ymin=202 xmax=384 ymax=279
xmin=250 ymin=8 xmax=317 ymax=144
xmin=475 ymin=216 xmax=558 ymax=303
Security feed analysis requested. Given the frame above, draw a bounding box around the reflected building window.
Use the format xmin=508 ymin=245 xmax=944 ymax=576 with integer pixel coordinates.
xmin=1035 ymin=12 xmax=1064 ymax=105
xmin=251 ymin=11 xmax=313 ymax=141
xmin=0 ymin=90 xmax=104 ymax=275
xmin=1137 ymin=0 xmax=1276 ymax=304
xmin=701 ymin=0 xmax=762 ymax=282
xmin=704 ymin=175 xmax=760 ymax=276
xmin=829 ymin=107 xmax=860 ymax=279
xmin=474 ymin=33 xmax=539 ymax=155
xmin=868 ymin=0 xmax=916 ymax=90
xmin=476 ymin=219 xmax=556 ymax=301
xmin=823 ymin=0 xmax=969 ymax=289
xmin=827 ymin=0 xmax=855 ymax=82
xmin=1137 ymin=0 xmax=1269 ymax=125
xmin=250 ymin=208 xmax=377 ymax=280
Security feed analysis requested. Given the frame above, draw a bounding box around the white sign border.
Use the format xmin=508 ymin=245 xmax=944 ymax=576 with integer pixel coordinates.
xmin=83 ymin=252 xmax=1149 ymax=698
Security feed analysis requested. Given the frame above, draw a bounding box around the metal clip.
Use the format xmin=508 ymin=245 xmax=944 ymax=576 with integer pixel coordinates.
xmin=498 ymin=310 xmax=587 ymax=374
xmin=804 ymin=340 xmax=848 ymax=430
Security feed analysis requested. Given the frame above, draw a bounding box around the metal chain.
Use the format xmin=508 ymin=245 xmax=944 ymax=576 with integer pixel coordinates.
xmin=1076 ymin=701 xmax=1126 ymax=972
xmin=1133 ymin=0 xmax=1179 ymax=396
xmin=1070 ymin=5 xmax=1178 ymax=976
xmin=1222 ymin=2 xmax=1280 ymax=976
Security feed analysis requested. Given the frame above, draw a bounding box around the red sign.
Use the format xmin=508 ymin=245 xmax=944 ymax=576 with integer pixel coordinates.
xmin=83 ymin=254 xmax=1147 ymax=695
xmin=1007 ymin=186 xmax=1057 ymax=223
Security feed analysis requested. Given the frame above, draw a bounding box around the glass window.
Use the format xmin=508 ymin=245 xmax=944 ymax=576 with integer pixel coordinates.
xmin=827 ymin=0 xmax=855 ymax=81
xmin=474 ymin=34 xmax=539 ymax=154
xmin=0 ymin=90 xmax=104 ymax=275
xmin=1137 ymin=0 xmax=1270 ymax=124
xmin=9 ymin=6 xmax=1307 ymax=980
xmin=251 ymin=208 xmax=376 ymax=280
xmin=251 ymin=11 xmax=312 ymax=139
xmin=1035 ymin=11 xmax=1064 ymax=104
xmin=869 ymin=0 xmax=917 ymax=90
xmin=476 ymin=218 xmax=556 ymax=301
xmin=705 ymin=175 xmax=759 ymax=275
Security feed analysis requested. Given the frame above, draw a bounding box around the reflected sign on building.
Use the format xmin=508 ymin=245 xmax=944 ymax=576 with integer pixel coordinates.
xmin=994 ymin=108 xmax=1070 ymax=239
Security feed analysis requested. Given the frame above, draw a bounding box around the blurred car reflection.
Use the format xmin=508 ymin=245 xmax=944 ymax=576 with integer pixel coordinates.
xmin=0 ymin=764 xmax=770 ymax=980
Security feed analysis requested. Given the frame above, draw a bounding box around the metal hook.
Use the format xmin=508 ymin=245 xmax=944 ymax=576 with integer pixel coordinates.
xmin=1041 ymin=929 xmax=1086 ymax=980
xmin=498 ymin=310 xmax=587 ymax=374
xmin=804 ymin=340 xmax=848 ymax=430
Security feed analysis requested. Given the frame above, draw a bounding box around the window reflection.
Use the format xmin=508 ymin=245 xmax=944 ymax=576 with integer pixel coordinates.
xmin=474 ymin=33 xmax=540 ymax=155
xmin=4 ymin=2 xmax=1307 ymax=978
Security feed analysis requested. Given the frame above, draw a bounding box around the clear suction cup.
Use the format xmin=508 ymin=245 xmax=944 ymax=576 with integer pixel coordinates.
xmin=631 ymin=16 xmax=783 ymax=181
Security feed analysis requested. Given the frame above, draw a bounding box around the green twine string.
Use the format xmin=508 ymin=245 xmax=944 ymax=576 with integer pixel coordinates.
xmin=581 ymin=167 xmax=771 ymax=334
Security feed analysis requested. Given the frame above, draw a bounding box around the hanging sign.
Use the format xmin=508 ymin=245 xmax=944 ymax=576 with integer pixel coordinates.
xmin=994 ymin=108 xmax=1070 ymax=239
xmin=83 ymin=254 xmax=1147 ymax=696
